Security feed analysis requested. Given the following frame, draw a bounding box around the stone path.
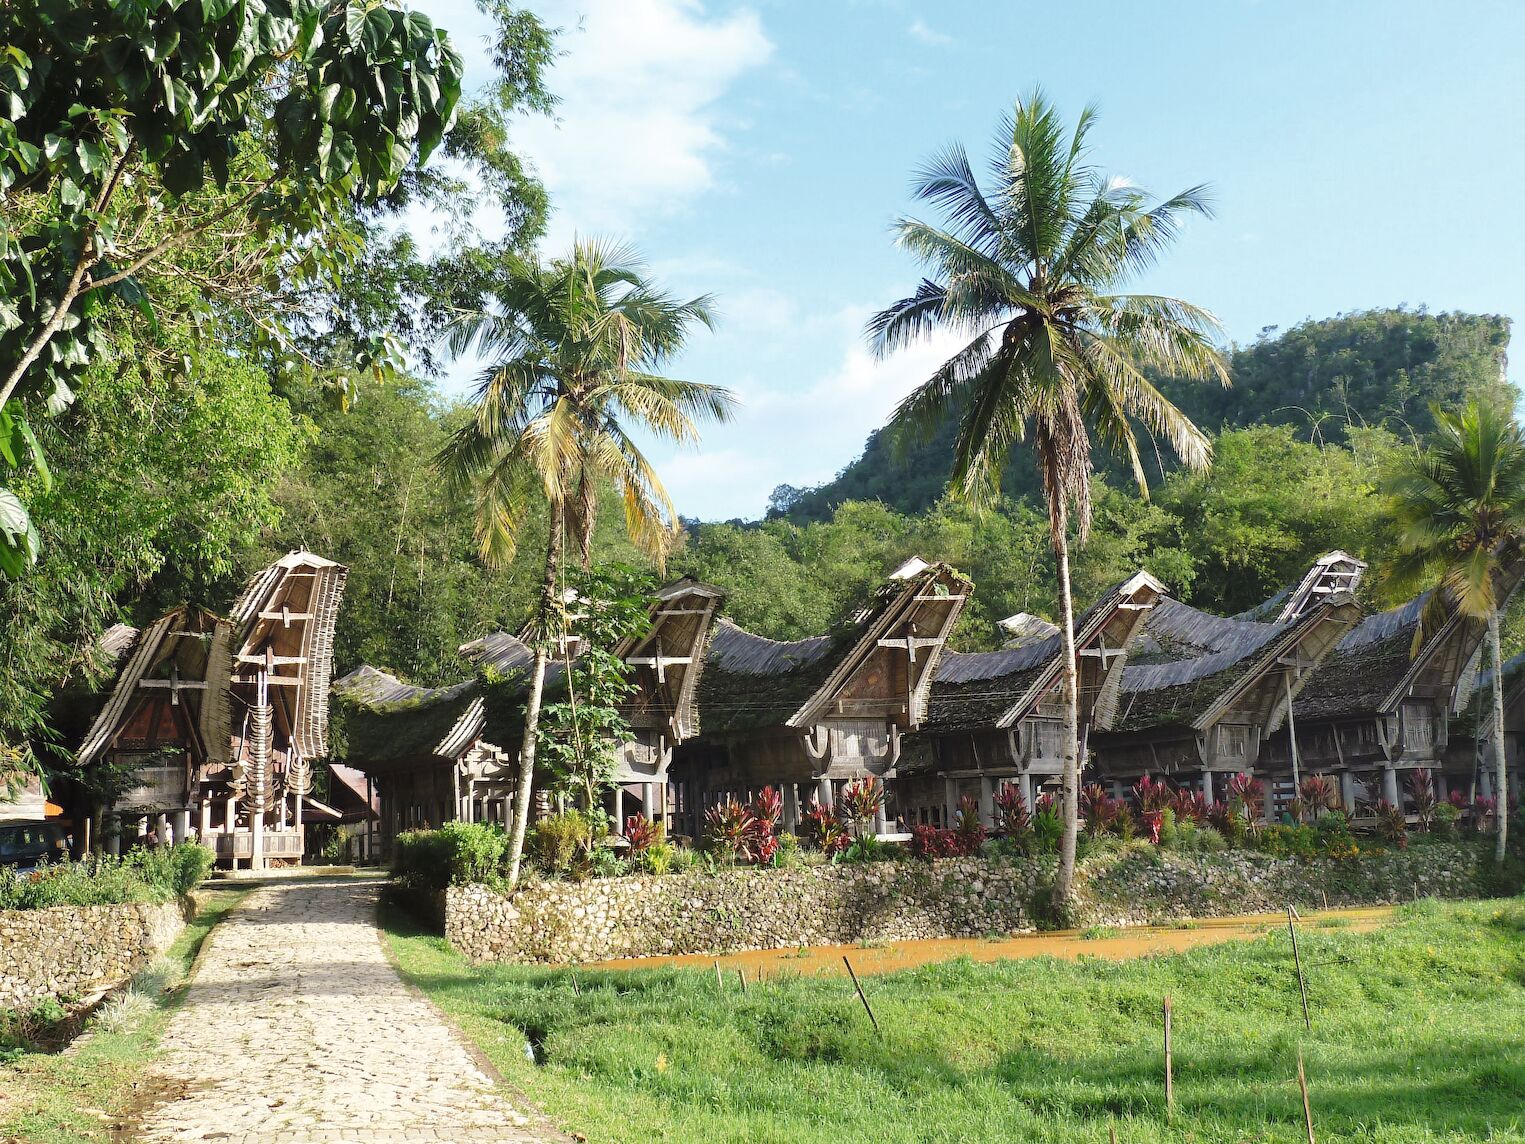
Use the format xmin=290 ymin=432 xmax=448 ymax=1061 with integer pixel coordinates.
xmin=134 ymin=879 xmax=557 ymax=1143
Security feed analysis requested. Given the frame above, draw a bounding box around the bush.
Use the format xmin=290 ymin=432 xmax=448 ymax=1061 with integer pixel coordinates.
xmin=1256 ymin=824 xmax=1317 ymax=860
xmin=530 ymin=811 xmax=595 ymax=877
xmin=392 ymin=822 xmax=509 ymax=892
xmin=1314 ymin=810 xmax=1359 ymax=859
xmin=0 ymin=843 xmax=213 ymax=910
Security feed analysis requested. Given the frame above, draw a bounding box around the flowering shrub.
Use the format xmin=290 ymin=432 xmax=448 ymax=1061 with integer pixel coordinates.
xmin=992 ymin=782 xmax=1031 ymax=836
xmin=750 ymin=786 xmax=783 ymax=832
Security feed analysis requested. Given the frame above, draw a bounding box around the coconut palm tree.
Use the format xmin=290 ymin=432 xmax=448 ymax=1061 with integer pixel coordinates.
xmin=867 ymin=92 xmax=1227 ymax=910
xmin=439 ymin=238 xmax=735 ymax=885
xmin=1384 ymin=400 xmax=1525 ymax=863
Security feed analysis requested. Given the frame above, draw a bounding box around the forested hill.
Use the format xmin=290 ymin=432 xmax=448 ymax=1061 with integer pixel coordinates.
xmin=770 ymin=308 xmax=1513 ymax=523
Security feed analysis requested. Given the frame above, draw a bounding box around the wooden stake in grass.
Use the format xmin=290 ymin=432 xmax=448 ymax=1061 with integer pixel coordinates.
xmin=714 ymin=959 xmax=724 ymax=993
xmin=1109 ymin=1126 xmax=1118 ymax=1144
xmin=842 ymin=956 xmax=879 ymax=1033
xmin=570 ymin=971 xmax=580 ymax=995
xmin=1287 ymin=906 xmax=1311 ymax=1031
xmin=1321 ymin=889 xmax=1329 ymax=911
xmin=1162 ymin=993 xmax=1174 ymax=1120
xmin=737 ymin=967 xmax=748 ymax=994
xmin=1297 ymin=1048 xmax=1317 ymax=1144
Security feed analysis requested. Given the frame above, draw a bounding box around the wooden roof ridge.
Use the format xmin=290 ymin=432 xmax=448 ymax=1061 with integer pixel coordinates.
xmin=927 ymin=570 xmax=1164 ymax=733
xmin=231 ymin=551 xmax=348 ymax=758
xmin=1193 ymin=590 xmax=1362 ymax=734
xmin=77 ymin=604 xmax=233 ymax=767
xmin=786 ymin=559 xmax=970 ymax=730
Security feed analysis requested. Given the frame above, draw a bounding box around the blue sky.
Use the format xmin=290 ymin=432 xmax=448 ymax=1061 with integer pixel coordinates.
xmin=418 ymin=0 xmax=1525 ymax=521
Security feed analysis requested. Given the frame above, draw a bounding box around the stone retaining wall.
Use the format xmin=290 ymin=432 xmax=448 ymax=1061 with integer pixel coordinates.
xmin=0 ymin=898 xmax=191 ymax=1010
xmin=445 ymin=843 xmax=1482 ymax=965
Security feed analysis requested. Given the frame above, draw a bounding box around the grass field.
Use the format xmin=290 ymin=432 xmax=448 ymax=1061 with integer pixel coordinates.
xmin=0 ymin=887 xmax=245 ymax=1144
xmin=386 ymin=896 xmax=1525 ymax=1143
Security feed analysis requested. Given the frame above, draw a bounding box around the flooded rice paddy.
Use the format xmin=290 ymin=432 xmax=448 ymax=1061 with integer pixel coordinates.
xmin=584 ymin=906 xmax=1395 ymax=979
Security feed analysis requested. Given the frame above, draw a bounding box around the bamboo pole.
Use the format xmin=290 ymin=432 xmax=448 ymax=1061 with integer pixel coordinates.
xmin=1297 ymin=1049 xmax=1317 ymax=1144
xmin=1163 ymin=994 xmax=1174 ymax=1119
xmin=842 ymin=956 xmax=879 ymax=1032
xmin=1288 ymin=906 xmax=1311 ymax=1031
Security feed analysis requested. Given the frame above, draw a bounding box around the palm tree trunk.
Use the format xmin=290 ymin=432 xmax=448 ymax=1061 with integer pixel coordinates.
xmin=504 ymin=504 xmax=565 ymax=887
xmin=1488 ymin=607 xmax=1509 ymax=864
xmin=1050 ymin=516 xmax=1082 ymax=916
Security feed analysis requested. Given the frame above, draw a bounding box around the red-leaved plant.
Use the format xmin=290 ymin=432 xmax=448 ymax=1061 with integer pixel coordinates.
xmin=1405 ymin=769 xmax=1436 ymax=833
xmin=910 ymin=824 xmax=957 ymax=859
xmin=992 ymin=782 xmax=1031 ymax=836
xmin=1374 ymin=799 xmax=1408 ymax=848
xmin=1171 ymin=788 xmax=1209 ymax=826
xmin=1132 ymin=775 xmax=1174 ymax=814
xmin=953 ymin=795 xmax=986 ymax=856
xmin=1225 ymin=772 xmax=1265 ymax=822
xmin=801 ymin=800 xmax=851 ymax=857
xmin=1299 ymin=774 xmax=1337 ymax=819
xmin=1081 ymin=784 xmax=1120 ymax=838
xmin=703 ymin=801 xmax=755 ymax=862
xmin=624 ymin=814 xmax=662 ymax=853
xmin=837 ymin=776 xmax=885 ymax=838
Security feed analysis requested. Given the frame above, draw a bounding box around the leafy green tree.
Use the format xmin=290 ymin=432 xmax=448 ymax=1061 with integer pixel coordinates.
xmin=1384 ymin=401 xmax=1525 ymax=863
xmin=4 ymin=294 xmax=301 ymax=773
xmin=0 ymin=0 xmax=467 ymax=572
xmin=439 ymin=239 xmax=735 ymax=885
xmin=867 ymin=92 xmax=1226 ymax=909
xmin=536 ymin=565 xmax=655 ymax=814
xmin=779 ymin=308 xmax=1515 ymax=524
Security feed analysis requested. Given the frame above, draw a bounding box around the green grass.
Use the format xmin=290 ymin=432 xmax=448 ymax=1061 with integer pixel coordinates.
xmin=0 ymin=888 xmax=245 ymax=1143
xmin=385 ymin=897 xmax=1525 ymax=1143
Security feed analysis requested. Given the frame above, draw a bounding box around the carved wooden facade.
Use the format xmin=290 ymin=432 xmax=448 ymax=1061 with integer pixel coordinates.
xmin=669 ymin=558 xmax=969 ymax=836
xmin=77 ymin=552 xmax=348 ymax=866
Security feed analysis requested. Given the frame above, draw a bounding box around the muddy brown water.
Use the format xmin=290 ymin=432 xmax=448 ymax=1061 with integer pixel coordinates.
xmin=583 ymin=906 xmax=1396 ymax=979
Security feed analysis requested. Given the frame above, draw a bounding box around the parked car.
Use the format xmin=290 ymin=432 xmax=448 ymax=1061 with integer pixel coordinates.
xmin=0 ymin=820 xmax=69 ymax=873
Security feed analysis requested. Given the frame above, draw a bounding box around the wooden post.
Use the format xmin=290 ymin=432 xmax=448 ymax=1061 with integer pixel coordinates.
xmin=1286 ymin=670 xmax=1303 ymax=797
xmin=1288 ymin=906 xmax=1311 ymax=1031
xmin=843 ymin=956 xmax=879 ymax=1032
xmin=1163 ymin=994 xmax=1174 ymax=1119
xmin=736 ymin=968 xmax=747 ymax=994
xmin=1297 ymin=1049 xmax=1317 ymax=1144
xmin=714 ymin=959 xmax=724 ymax=993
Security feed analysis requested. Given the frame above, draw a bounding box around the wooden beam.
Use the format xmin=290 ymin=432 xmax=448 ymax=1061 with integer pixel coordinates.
xmin=138 ymin=666 xmax=207 ymax=705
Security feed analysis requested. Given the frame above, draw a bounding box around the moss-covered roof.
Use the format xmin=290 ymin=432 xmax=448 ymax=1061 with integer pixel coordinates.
xmin=1291 ymin=595 xmax=1425 ymax=722
xmin=695 ymin=621 xmax=855 ymax=735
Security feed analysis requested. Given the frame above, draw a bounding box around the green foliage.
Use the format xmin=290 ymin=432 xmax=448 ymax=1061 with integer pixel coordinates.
xmin=778 ymin=308 xmax=1515 ymax=525
xmin=0 ymin=0 xmax=467 ymax=570
xmin=536 ymin=566 xmax=656 ymax=808
xmin=391 ymin=822 xmax=510 ymax=893
xmin=0 ymin=842 xmax=211 ymax=909
xmin=529 ymin=811 xmax=597 ymax=879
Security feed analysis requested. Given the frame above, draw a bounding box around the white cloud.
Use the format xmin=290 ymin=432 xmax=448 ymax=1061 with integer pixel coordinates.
xmin=657 ymin=306 xmax=974 ymax=518
xmin=907 ymin=19 xmax=953 ymax=47
xmin=518 ymin=0 xmax=774 ymax=240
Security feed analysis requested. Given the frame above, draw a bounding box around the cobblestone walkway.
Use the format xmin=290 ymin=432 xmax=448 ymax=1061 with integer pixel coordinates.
xmin=135 ymin=879 xmax=556 ymax=1143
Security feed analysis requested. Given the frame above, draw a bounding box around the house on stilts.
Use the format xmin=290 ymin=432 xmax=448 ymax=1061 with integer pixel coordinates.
xmin=331 ymin=577 xmax=724 ymax=858
xmin=75 ymin=551 xmax=348 ymax=867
